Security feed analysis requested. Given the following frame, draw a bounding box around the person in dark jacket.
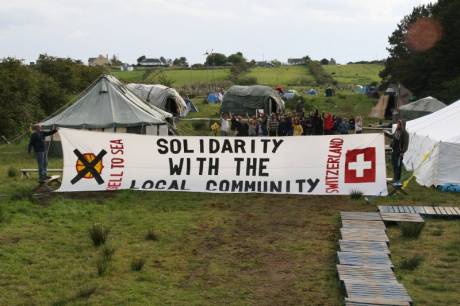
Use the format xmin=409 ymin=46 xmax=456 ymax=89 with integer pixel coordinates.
xmin=385 ymin=120 xmax=409 ymax=185
xmin=28 ymin=125 xmax=58 ymax=183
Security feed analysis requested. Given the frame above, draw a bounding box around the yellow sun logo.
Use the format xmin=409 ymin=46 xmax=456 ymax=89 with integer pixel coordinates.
xmin=75 ymin=153 xmax=104 ymax=179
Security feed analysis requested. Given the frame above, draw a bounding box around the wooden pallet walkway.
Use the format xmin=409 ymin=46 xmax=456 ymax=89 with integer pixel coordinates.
xmin=337 ymin=265 xmax=397 ymax=283
xmin=339 ymin=240 xmax=390 ymax=254
xmin=341 ymin=228 xmax=389 ymax=242
xmin=338 ymin=212 xmax=413 ymax=306
xmin=378 ymin=205 xmax=460 ymax=217
xmin=342 ymin=220 xmax=387 ymax=230
xmin=341 ymin=212 xmax=382 ymax=221
xmin=380 ymin=213 xmax=424 ymax=223
xmin=346 ymin=302 xmax=410 ymax=306
xmin=344 ymin=281 xmax=412 ymax=306
xmin=338 ymin=252 xmax=394 ymax=268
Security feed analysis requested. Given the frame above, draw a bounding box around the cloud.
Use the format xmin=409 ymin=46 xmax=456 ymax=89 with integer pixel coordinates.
xmin=0 ymin=0 xmax=435 ymax=64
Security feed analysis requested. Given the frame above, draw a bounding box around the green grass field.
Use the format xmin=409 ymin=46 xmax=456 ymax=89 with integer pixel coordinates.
xmin=323 ymin=64 xmax=384 ymax=85
xmin=1 ymin=96 xmax=459 ymax=305
xmin=113 ymin=66 xmax=318 ymax=88
xmin=111 ymin=64 xmax=383 ymax=88
xmin=247 ymin=66 xmax=315 ymax=86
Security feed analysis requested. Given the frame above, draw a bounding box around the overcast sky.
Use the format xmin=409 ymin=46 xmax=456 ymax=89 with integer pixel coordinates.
xmin=0 ymin=0 xmax=433 ymax=65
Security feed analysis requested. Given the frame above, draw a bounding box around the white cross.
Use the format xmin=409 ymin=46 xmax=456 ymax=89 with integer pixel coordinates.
xmin=348 ymin=153 xmax=372 ymax=178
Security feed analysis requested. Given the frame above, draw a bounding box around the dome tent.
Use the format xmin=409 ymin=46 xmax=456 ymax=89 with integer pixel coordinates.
xmin=403 ymin=99 xmax=460 ymax=187
xmin=220 ymin=85 xmax=284 ymax=115
xmin=399 ymin=96 xmax=446 ymax=120
xmin=127 ymin=83 xmax=187 ymax=117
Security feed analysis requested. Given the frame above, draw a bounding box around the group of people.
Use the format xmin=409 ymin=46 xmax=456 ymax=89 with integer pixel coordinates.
xmin=212 ymin=111 xmax=363 ymax=137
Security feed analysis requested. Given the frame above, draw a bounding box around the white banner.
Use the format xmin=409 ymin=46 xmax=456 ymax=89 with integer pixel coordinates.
xmin=58 ymin=128 xmax=388 ymax=195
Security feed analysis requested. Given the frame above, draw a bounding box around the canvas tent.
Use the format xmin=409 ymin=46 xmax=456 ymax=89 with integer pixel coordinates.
xmin=126 ymin=84 xmax=187 ymax=117
xmin=40 ymin=75 xmax=172 ymax=135
xmin=369 ymin=84 xmax=412 ymax=120
xmin=185 ymin=98 xmax=198 ymax=113
xmin=207 ymin=92 xmax=223 ymax=104
xmin=220 ymin=85 xmax=285 ymax=115
xmin=398 ymin=96 xmax=446 ymax=120
xmin=403 ymin=99 xmax=460 ymax=187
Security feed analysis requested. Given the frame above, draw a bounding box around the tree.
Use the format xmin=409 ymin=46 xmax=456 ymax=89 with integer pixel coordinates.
xmin=271 ymin=59 xmax=281 ymax=67
xmin=111 ymin=55 xmax=122 ymax=66
xmin=381 ymin=1 xmax=460 ymax=103
xmin=0 ymin=58 xmax=44 ymax=137
xmin=302 ymin=55 xmax=312 ymax=63
xmin=320 ymin=58 xmax=329 ymax=65
xmin=227 ymin=52 xmax=246 ymax=65
xmin=173 ymin=57 xmax=188 ymax=67
xmin=329 ymin=58 xmax=337 ymax=65
xmin=137 ymin=55 xmax=146 ymax=63
xmin=205 ymin=53 xmax=227 ymax=66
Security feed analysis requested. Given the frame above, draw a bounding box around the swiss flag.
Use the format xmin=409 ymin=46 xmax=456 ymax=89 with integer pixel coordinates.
xmin=345 ymin=147 xmax=376 ymax=183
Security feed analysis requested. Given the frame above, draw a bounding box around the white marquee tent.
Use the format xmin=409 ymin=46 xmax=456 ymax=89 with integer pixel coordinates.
xmin=403 ymin=99 xmax=460 ymax=187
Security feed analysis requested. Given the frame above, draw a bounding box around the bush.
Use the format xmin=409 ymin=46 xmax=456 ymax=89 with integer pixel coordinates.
xmin=96 ymin=257 xmax=109 ymax=276
xmin=192 ymin=121 xmax=207 ymax=131
xmin=399 ymin=222 xmax=424 ymax=238
xmin=131 ymin=258 xmax=145 ymax=271
xmin=145 ymin=229 xmax=159 ymax=241
xmin=88 ymin=223 xmax=110 ymax=247
xmin=7 ymin=167 xmax=18 ymax=178
xmin=101 ymin=245 xmax=115 ymax=260
xmin=350 ymin=190 xmax=363 ymax=200
xmin=234 ymin=76 xmax=258 ymax=85
xmin=399 ymin=255 xmax=424 ymax=270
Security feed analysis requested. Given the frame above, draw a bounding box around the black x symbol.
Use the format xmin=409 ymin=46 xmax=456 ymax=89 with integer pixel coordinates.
xmin=71 ymin=149 xmax=107 ymax=185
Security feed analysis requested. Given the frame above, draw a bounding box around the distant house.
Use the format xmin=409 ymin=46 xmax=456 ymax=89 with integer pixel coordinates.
xmin=88 ymin=54 xmax=110 ymax=66
xmin=120 ymin=63 xmax=134 ymax=71
xmin=137 ymin=58 xmax=168 ymax=67
xmin=287 ymin=58 xmax=306 ymax=65
xmin=256 ymin=61 xmax=274 ymax=67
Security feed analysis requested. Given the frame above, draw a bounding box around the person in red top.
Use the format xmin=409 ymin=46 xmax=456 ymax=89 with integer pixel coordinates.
xmin=323 ymin=113 xmax=334 ymax=135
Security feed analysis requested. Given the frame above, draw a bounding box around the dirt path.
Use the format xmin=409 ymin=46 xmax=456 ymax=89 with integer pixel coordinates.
xmin=182 ymin=195 xmax=366 ymax=305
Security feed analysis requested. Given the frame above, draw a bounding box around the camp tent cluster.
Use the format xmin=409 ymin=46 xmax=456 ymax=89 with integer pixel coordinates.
xmin=404 ymin=99 xmax=460 ymax=187
xmin=220 ymin=85 xmax=285 ymax=115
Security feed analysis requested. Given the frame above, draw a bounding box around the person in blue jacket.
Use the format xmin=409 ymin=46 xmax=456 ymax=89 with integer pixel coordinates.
xmin=28 ymin=125 xmax=58 ymax=183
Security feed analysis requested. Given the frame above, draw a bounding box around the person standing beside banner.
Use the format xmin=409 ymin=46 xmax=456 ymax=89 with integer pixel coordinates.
xmin=355 ymin=115 xmax=363 ymax=134
xmin=220 ymin=113 xmax=230 ymax=136
xmin=28 ymin=125 xmax=58 ymax=183
xmin=385 ymin=120 xmax=409 ymax=185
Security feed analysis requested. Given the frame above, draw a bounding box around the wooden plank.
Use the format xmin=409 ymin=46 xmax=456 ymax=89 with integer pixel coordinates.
xmin=337 ymin=265 xmax=396 ymax=283
xmin=407 ymin=206 xmax=417 ymax=214
xmin=344 ymin=281 xmax=412 ymax=305
xmin=451 ymin=207 xmax=460 ymax=215
xmin=378 ymin=206 xmax=391 ymax=213
xmin=446 ymin=207 xmax=457 ymax=215
xmin=413 ymin=206 xmax=426 ymax=214
xmin=423 ymin=206 xmax=436 ymax=215
xmin=338 ymin=252 xmax=393 ymax=268
xmin=342 ymin=220 xmax=386 ymax=230
xmin=346 ymin=297 xmax=410 ymax=306
xmin=380 ymin=213 xmax=424 ymax=223
xmin=439 ymin=207 xmax=448 ymax=215
xmin=339 ymin=240 xmax=391 ymax=255
xmin=433 ymin=206 xmax=441 ymax=215
xmin=341 ymin=229 xmax=389 ymax=242
xmin=341 ymin=212 xmax=382 ymax=221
